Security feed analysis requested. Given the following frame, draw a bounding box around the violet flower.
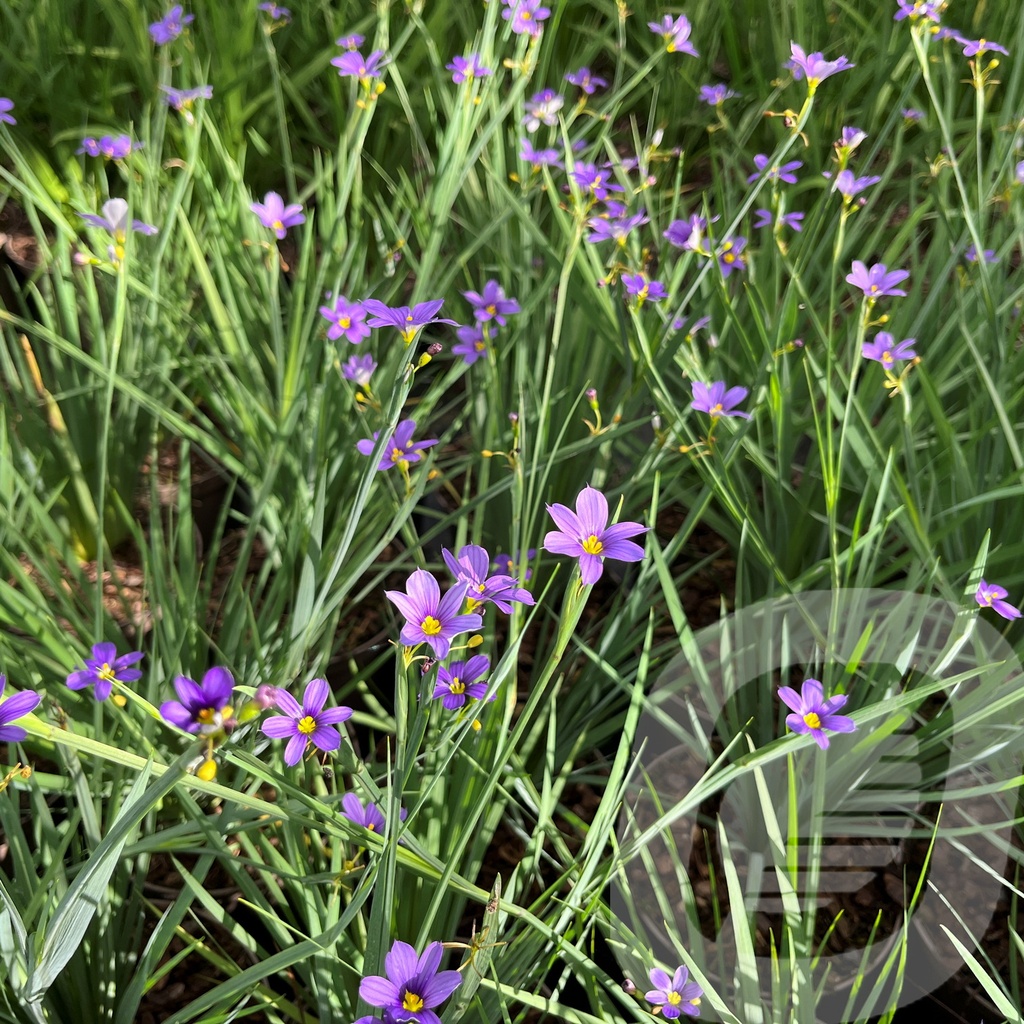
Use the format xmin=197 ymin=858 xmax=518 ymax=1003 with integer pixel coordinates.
xmin=747 ymin=154 xmax=802 ymax=184
xmin=622 ymin=273 xmax=668 ymax=304
xmin=570 ymin=162 xmax=624 ymax=202
xmin=520 ymin=140 xmax=563 ymax=170
xmin=363 ymin=299 xmax=458 ymax=344
xmin=523 ymin=89 xmax=563 ymax=133
xmin=447 ymin=54 xmax=492 ymax=83
xmin=861 ymin=332 xmax=917 ymax=370
xmin=336 ymin=32 xmax=365 ymax=50
xmin=753 ymin=209 xmax=804 ymax=231
xmin=833 ymin=170 xmax=881 ymax=200
xmin=846 ymin=260 xmax=909 ymax=299
xmin=251 ymin=191 xmax=305 ymax=240
xmin=648 ymin=14 xmax=699 ymax=56
xmin=160 ymin=84 xmax=212 ymax=114
xmin=356 ymin=419 xmax=438 ymax=471
xmin=78 ymin=134 xmax=140 ymax=160
xmin=699 ymin=83 xmax=737 ymax=106
xmin=785 ymin=42 xmax=854 ymax=91
xmin=320 ymin=295 xmax=370 ymax=343
xmin=149 ymin=5 xmax=194 ymax=45
xmin=565 ymin=67 xmax=607 ymax=94
xmin=258 ymin=2 xmax=291 ymax=20
xmin=442 ymin=544 xmax=535 ymax=613
xmin=965 ymin=244 xmax=997 ymax=264
xmin=384 ymin=571 xmax=483 ymax=659
xmin=160 ymin=667 xmax=236 ymax=735
xmin=342 ymin=353 xmax=377 ymax=385
xmin=341 ymin=792 xmax=406 ymax=832
xmin=502 ymin=0 xmax=550 ymax=37
xmin=975 ymin=579 xmax=1021 ymax=621
xmin=433 ymin=655 xmax=491 ymax=710
xmin=332 ymin=49 xmax=388 ymax=85
xmin=493 ymin=549 xmax=535 ymax=581
xmin=542 ymin=485 xmax=648 ymax=586
xmin=261 ymin=678 xmax=352 ymax=766
xmin=779 ymin=679 xmax=856 ymax=750
xmin=463 ymin=280 xmax=520 ymax=325
xmin=79 ymin=199 xmax=158 ymax=239
xmin=691 ymin=381 xmax=752 ymax=419
xmin=586 ymin=209 xmax=649 ymax=245
xmin=453 ymin=325 xmax=488 ymax=364
xmin=717 ymin=236 xmax=746 ymax=277
xmin=902 ymin=107 xmax=924 ymax=122
xmin=663 ymin=214 xmax=715 ymax=251
xmin=359 ymin=940 xmax=462 ymax=1024
xmin=956 ymin=36 xmax=1009 ymax=57
xmin=0 ymin=98 xmax=16 ymax=126
xmin=0 ymin=675 xmax=41 ymax=743
xmin=67 ymin=642 xmax=144 ymax=702
xmin=837 ymin=126 xmax=867 ymax=153
xmin=645 ymin=965 xmax=703 ymax=1019
xmin=894 ymin=0 xmax=942 ymax=21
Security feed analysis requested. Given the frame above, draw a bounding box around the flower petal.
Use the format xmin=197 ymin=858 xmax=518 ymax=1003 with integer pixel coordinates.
xmin=575 ymin=486 xmax=609 ymax=536
xmin=545 ymin=502 xmax=582 ymax=539
xmin=302 ymin=677 xmax=330 ymax=716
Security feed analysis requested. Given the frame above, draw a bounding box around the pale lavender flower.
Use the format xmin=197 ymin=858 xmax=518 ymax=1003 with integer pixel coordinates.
xmin=587 ymin=209 xmax=648 ymax=245
xmin=342 ymin=353 xmax=377 ymax=385
xmin=77 ymin=134 xmax=141 ymax=159
xmin=747 ymin=153 xmax=802 ymax=184
xmin=160 ymin=84 xmax=212 ymax=114
xmin=1017 ymin=161 xmax=1024 ymax=184
xmin=862 ymin=332 xmax=917 ymax=370
xmin=894 ymin=0 xmax=942 ymax=21
xmin=691 ymin=381 xmax=751 ymax=419
xmin=523 ymin=89 xmax=564 ymax=133
xmin=565 ymin=67 xmax=607 ymax=94
xmin=717 ymin=236 xmax=746 ymax=277
xmin=336 ymin=32 xmax=365 ymax=50
xmin=356 ymin=419 xmax=438 ymax=471
xmin=385 ymin=571 xmax=483 ymax=659
xmin=149 ymin=4 xmax=193 ymax=45
xmin=674 ymin=315 xmax=711 ymax=342
xmin=453 ymin=325 xmax=488 ymax=365
xmin=754 ymin=209 xmax=804 ymax=231
xmin=976 ymin=579 xmax=1021 ymax=621
xmin=901 ymin=107 xmax=924 ymax=122
xmin=785 ymin=42 xmax=854 ymax=90
xmin=622 ymin=273 xmax=668 ymax=304
xmin=779 ymin=679 xmax=856 ymax=750
xmin=79 ymin=198 xmax=158 ymax=260
xmin=956 ymin=36 xmax=1009 ymax=57
xmin=320 ymin=295 xmax=370 ymax=343
xmin=463 ymin=280 xmax=520 ymax=325
xmin=833 ymin=169 xmax=881 ymax=200
xmin=571 ymin=162 xmax=624 ymax=201
xmin=447 ymin=54 xmax=492 ymax=83
xmin=846 ymin=260 xmax=910 ymax=299
xmin=332 ymin=49 xmax=388 ymax=84
xmin=519 ymin=139 xmax=563 ymax=169
xmin=251 ymin=191 xmax=305 ymax=239
xmin=261 ymin=678 xmax=352 ymax=766
xmin=648 ymin=14 xmax=699 ymax=56
xmin=258 ymin=2 xmax=290 ymax=20
xmin=837 ymin=126 xmax=867 ymax=153
xmin=699 ymin=83 xmax=737 ymax=105
xmin=503 ymin=0 xmax=550 ymax=37
xmin=0 ymin=98 xmax=15 ymax=126
xmin=965 ymin=244 xmax=997 ymax=264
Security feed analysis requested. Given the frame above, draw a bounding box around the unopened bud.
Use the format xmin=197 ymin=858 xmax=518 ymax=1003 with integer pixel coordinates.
xmin=197 ymin=759 xmax=217 ymax=782
xmin=417 ymin=353 xmax=432 ymax=368
xmin=508 ymin=411 xmax=519 ymax=424
xmin=428 ymin=342 xmax=443 ymax=356
xmin=467 ymin=634 xmax=485 ymax=648
xmin=622 ymin=978 xmax=637 ymax=995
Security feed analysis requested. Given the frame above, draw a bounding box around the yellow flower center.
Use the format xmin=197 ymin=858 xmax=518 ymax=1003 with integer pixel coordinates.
xmin=667 ymin=991 xmax=682 ymax=1006
xmin=711 ymin=403 xmax=724 ymax=415
xmin=297 ymin=715 xmax=317 ymax=736
xmin=97 ymin=663 xmax=117 ymax=682
xmin=366 ymin=822 xmax=376 ymax=831
xmin=272 ymin=219 xmax=284 ymax=232
xmin=723 ymin=252 xmax=735 ymax=264
xmin=581 ymin=535 xmax=603 ymax=555
xmin=402 ymin=992 xmax=425 ymax=1013
xmin=400 ymin=328 xmax=417 ymax=344
xmin=803 ymin=711 xmax=822 ymax=730
xmin=869 ymin=284 xmax=879 ymax=293
xmin=882 ymin=351 xmax=892 ymax=363
xmin=982 ymin=591 xmax=994 ymax=605
xmin=340 ymin=316 xmax=351 ymax=328
xmin=522 ymin=9 xmax=532 ymax=18
xmin=486 ymin=304 xmax=496 ymax=315
xmin=449 ymin=677 xmax=466 ymax=695
xmin=475 ymin=341 xmax=486 ymax=352
xmin=421 ymin=615 xmax=442 ymax=636
xmin=406 ymin=313 xmax=415 ymax=322
xmin=390 ymin=447 xmax=406 ymax=462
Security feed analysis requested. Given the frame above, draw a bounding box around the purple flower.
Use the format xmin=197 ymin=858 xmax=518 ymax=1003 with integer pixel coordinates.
xmin=833 ymin=169 xmax=881 ymax=200
xmin=447 ymin=54 xmax=492 ymax=83
xmin=0 ymin=98 xmax=16 ymax=126
xmin=261 ymin=678 xmax=352 ymax=766
xmin=442 ymin=545 xmax=535 ymax=613
xmin=493 ymin=549 xmax=535 ymax=581
xmin=502 ymin=0 xmax=550 ymax=37
xmin=79 ymin=199 xmax=158 ymax=264
xmin=663 ymin=214 xmax=715 ymax=251
xmin=149 ymin=4 xmax=194 ymax=45
xmin=320 ymin=295 xmax=370 ymax=343
xmin=0 ymin=675 xmax=41 ymax=743
xmin=385 ymin=571 xmax=483 ymax=659
xmin=691 ymin=381 xmax=752 ymax=419
xmin=699 ymin=83 xmax=737 ymax=106
xmin=67 ymin=642 xmax=144 ymax=702
xmin=331 ymin=49 xmax=388 ymax=84
xmin=648 ymin=15 xmax=699 ymax=57
xmin=965 ymin=244 xmax=997 ymax=264
xmin=846 ymin=260 xmax=910 ymax=299
xmin=570 ymin=162 xmax=624 ymax=201
xmin=160 ymin=84 xmax=212 ymax=113
xmin=901 ymin=107 xmax=924 ymax=122
xmin=779 ymin=679 xmax=856 ymax=750
xmin=645 ymin=965 xmax=703 ymax=1019
xmin=565 ymin=67 xmax=607 ymax=94
xmin=453 ymin=325 xmax=488 ymax=364
xmin=747 ymin=153 xmax=802 ymax=184
xmin=463 ymin=280 xmax=520 ymax=326
xmin=976 ymin=579 xmax=1021 ymax=620
xmin=837 ymin=126 xmax=867 ymax=152
xmin=160 ymin=667 xmax=236 ymax=734
xmin=336 ymin=32 xmax=365 ymax=50
xmin=586 ymin=209 xmax=649 ymax=245
xmin=957 ymin=36 xmax=1009 ymax=57
xmin=717 ymin=236 xmax=746 ymax=277
xmin=675 ymin=315 xmax=711 ymax=342
xmin=341 ymin=792 xmax=406 ymax=832
xmin=363 ymin=299 xmax=458 ymax=344
xmin=523 ymin=89 xmax=564 ymax=133
xmin=861 ymin=332 xmax=917 ymax=370
xmin=622 ymin=273 xmax=668 ymax=304
xmin=342 ymin=353 xmax=376 ymax=385
xmin=78 ymin=134 xmax=141 ymax=160
xmin=359 ymin=940 xmax=462 ymax=1024
xmin=433 ymin=655 xmax=491 ymax=710
xmin=258 ymin=2 xmax=290 ymax=19
xmin=1017 ymin=161 xmax=1024 ymax=185
xmin=542 ymin=486 xmax=648 ymax=586
xmin=894 ymin=0 xmax=942 ymax=21
xmin=357 ymin=419 xmax=438 ymax=471
xmin=520 ymin=139 xmax=563 ymax=170
xmin=251 ymin=191 xmax=305 ymax=240
xmin=785 ymin=42 xmax=854 ymax=90
xmin=753 ymin=209 xmax=804 ymax=231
